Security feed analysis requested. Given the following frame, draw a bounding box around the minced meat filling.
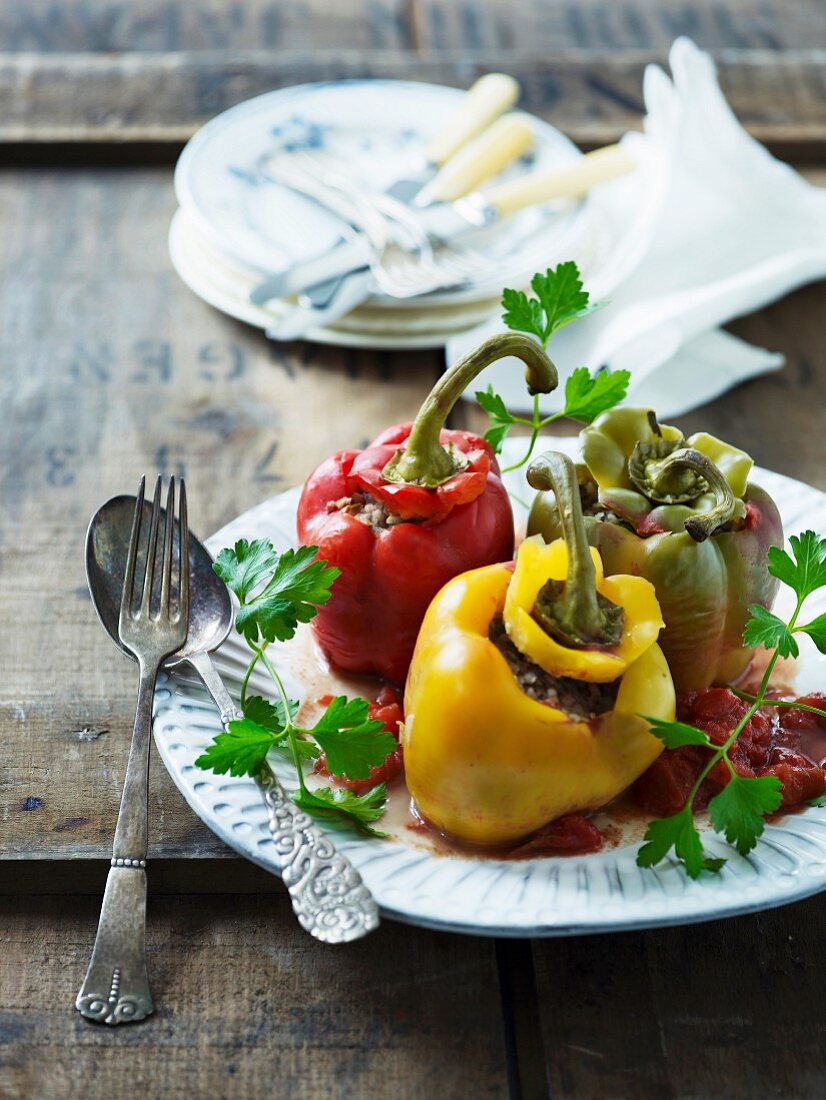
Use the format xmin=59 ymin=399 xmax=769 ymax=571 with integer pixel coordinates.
xmin=542 ymin=479 xmax=629 ymax=528
xmin=326 ymin=490 xmax=405 ymax=530
xmin=571 ymin=475 xmax=633 ymax=528
xmin=489 ymin=617 xmax=619 ymax=721
xmin=584 ymin=502 xmax=629 ymax=526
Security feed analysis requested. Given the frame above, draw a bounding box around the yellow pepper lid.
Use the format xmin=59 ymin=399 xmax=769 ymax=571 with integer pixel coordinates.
xmin=503 ymin=536 xmax=664 ymax=683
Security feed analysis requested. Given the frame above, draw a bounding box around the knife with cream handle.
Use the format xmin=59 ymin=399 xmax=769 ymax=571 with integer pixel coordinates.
xmin=417 ymin=113 xmax=535 ymax=206
xmin=476 ymin=143 xmax=636 ymax=217
xmin=386 ymin=73 xmax=521 ymax=203
xmin=263 ymin=143 xmax=636 ymax=328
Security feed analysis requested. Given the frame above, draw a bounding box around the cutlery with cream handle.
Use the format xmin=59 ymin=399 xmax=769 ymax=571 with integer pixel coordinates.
xmin=386 ymin=72 xmax=522 ymax=203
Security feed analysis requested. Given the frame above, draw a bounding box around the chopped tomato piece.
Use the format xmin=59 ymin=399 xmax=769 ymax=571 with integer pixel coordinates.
xmin=634 ymin=687 xmax=826 ymax=817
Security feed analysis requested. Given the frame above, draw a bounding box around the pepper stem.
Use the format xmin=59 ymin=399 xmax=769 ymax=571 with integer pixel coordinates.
xmin=644 ymin=448 xmax=744 ymax=542
xmin=527 ymin=451 xmax=624 ymax=648
xmin=382 ymin=333 xmax=557 ymax=487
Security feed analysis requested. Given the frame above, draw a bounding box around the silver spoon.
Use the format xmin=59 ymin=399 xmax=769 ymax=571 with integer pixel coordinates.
xmin=86 ymin=494 xmax=379 ymax=943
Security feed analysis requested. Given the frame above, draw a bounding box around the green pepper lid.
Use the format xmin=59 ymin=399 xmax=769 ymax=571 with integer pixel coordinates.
xmin=685 ymin=432 xmax=752 ymax=499
xmin=582 ymin=407 xmax=754 ymax=503
xmin=581 ymin=408 xmax=682 ymax=491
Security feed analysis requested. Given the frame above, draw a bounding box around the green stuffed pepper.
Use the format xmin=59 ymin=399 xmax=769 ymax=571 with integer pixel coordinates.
xmin=527 ymin=408 xmax=783 ymax=692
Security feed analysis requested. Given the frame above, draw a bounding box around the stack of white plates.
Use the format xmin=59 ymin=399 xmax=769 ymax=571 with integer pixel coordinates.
xmin=171 ymin=79 xmax=605 ymax=349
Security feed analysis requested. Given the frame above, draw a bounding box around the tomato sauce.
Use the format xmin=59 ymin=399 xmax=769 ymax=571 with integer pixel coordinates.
xmin=634 ymin=688 xmax=826 ymax=817
xmin=507 ymin=814 xmax=604 ymax=857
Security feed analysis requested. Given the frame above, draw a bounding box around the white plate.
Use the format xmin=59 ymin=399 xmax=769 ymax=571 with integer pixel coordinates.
xmin=173 ymin=79 xmax=590 ymax=309
xmin=153 ymin=439 xmax=826 ymax=936
xmin=168 ymin=208 xmax=503 ymax=349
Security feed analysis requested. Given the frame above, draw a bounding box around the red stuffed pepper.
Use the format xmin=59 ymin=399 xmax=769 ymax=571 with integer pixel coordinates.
xmin=297 ymin=333 xmax=558 ymax=684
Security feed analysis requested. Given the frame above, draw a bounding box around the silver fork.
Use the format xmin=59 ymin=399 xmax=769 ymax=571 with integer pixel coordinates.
xmin=76 ymin=476 xmax=189 ymax=1025
xmin=280 ymin=152 xmax=481 ymax=282
xmin=263 ymin=152 xmax=484 ymax=297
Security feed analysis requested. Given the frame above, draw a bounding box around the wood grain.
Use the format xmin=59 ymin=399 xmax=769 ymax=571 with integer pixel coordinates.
xmin=0 ymin=168 xmax=438 ymax=861
xmin=0 ymin=50 xmax=823 ymax=156
xmin=0 ymin=0 xmax=415 ymax=52
xmin=532 ymin=894 xmax=826 ymax=1098
xmin=0 ymin=894 xmax=509 ymax=1100
xmin=414 ymin=0 xmax=825 ymax=52
xmin=0 ymin=0 xmax=820 ymax=54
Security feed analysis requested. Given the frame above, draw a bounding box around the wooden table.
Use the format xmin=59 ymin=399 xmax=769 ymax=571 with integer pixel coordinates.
xmin=2 ymin=4 xmax=826 ymax=1096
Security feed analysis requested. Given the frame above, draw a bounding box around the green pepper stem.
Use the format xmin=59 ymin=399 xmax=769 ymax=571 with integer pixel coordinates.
xmin=647 ymin=448 xmax=742 ymax=543
xmin=383 ymin=333 xmax=557 ymax=488
xmin=527 ymin=451 xmax=624 ymax=648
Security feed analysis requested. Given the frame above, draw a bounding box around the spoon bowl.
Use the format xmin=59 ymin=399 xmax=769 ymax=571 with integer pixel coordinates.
xmin=86 ymin=494 xmax=232 ymax=665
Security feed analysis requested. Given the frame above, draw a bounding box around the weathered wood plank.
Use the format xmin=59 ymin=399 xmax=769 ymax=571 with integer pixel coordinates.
xmin=0 ymin=0 xmax=820 ymax=54
xmin=415 ymin=0 xmax=825 ymax=52
xmin=0 ymin=168 xmax=438 ymax=860
xmin=0 ymin=858 xmax=281 ymax=893
xmin=0 ymin=0 xmax=415 ymax=52
xmin=0 ymin=50 xmax=823 ymax=155
xmin=532 ymin=894 xmax=826 ymax=1098
xmin=684 ymin=281 xmax=826 ymax=492
xmin=0 ymin=894 xmax=509 ymax=1099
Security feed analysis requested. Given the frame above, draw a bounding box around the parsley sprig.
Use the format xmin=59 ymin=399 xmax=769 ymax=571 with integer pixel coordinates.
xmin=196 ymin=538 xmax=397 ymax=837
xmin=637 ymin=531 xmax=826 ymax=878
xmin=476 ymin=262 xmax=629 ymax=473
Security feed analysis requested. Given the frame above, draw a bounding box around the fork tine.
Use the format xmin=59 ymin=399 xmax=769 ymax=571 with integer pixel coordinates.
xmin=120 ymin=476 xmax=146 ymax=628
xmin=139 ymin=476 xmax=162 ymax=618
xmin=177 ymin=478 xmax=190 ymax=627
xmin=160 ymin=477 xmax=175 ymax=618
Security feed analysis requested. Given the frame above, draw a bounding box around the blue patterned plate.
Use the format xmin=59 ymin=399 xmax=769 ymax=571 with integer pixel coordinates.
xmin=153 ymin=439 xmax=826 ymax=936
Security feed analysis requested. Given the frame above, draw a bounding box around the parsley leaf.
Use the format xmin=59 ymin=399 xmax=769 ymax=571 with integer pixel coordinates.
xmin=293 ymin=784 xmax=388 ymax=838
xmin=308 ymin=696 xmax=397 ymax=780
xmin=637 ymin=811 xmax=725 ymax=879
xmin=798 ymin=612 xmax=826 ymax=655
xmin=530 ymin=262 xmax=596 ymax=338
xmin=213 ymin=539 xmax=278 ymax=601
xmin=707 ymin=774 xmax=782 ymax=856
xmin=243 ymin=694 xmax=298 ymax=731
xmin=644 ymin=716 xmax=713 ymax=749
xmin=475 ymin=385 xmax=517 ymax=454
xmin=242 ymin=694 xmax=318 ymax=759
xmin=809 ymin=793 xmax=826 ymax=808
xmin=488 ymin=261 xmax=623 ymax=474
xmin=767 ymin=532 xmax=826 ymax=601
xmin=195 ymin=718 xmax=280 ymax=777
xmin=562 ymin=366 xmax=631 ymax=425
xmin=235 ymin=545 xmax=340 ymax=644
xmin=501 ymin=287 xmax=545 ymax=342
xmin=743 ymin=605 xmax=799 ymax=658
xmin=501 ymin=261 xmax=599 ymax=348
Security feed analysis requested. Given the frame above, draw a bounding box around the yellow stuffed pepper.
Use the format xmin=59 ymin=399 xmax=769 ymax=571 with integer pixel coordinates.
xmin=403 ymin=451 xmax=676 ymax=846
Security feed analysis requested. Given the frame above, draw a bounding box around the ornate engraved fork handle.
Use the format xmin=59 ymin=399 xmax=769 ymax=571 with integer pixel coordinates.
xmin=189 ymin=652 xmax=379 ymax=943
xmin=76 ymin=661 xmax=156 ymax=1024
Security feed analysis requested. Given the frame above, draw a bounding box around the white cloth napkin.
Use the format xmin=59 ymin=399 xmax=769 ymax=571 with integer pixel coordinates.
xmin=448 ymin=37 xmax=826 ymax=418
